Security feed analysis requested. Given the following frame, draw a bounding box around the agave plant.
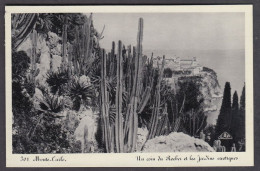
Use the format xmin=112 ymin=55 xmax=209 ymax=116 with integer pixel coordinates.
xmin=46 ymin=68 xmax=70 ymax=95
xmin=37 ymin=90 xmax=64 ymax=115
xmin=30 ymin=90 xmax=64 ymax=141
xmin=68 ymin=77 xmax=95 ymax=111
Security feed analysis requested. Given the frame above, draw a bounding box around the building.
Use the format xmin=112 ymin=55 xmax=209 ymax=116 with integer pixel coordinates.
xmin=153 ymin=56 xmax=203 ymax=75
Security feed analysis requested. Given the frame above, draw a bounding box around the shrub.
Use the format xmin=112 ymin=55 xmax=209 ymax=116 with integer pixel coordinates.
xmin=163 ymin=68 xmax=173 ymax=78
xmin=12 ymin=51 xmax=30 ymax=81
xmin=12 ymin=51 xmax=36 ymax=153
xmin=31 ymin=122 xmax=71 ymax=153
xmin=24 ymin=77 xmax=36 ymax=97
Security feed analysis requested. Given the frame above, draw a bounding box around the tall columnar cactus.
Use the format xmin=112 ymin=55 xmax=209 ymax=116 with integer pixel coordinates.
xmin=115 ymin=40 xmax=124 ymax=152
xmin=71 ymin=14 xmax=93 ymax=75
xmin=188 ymin=109 xmax=207 ymax=136
xmin=73 ymin=25 xmax=81 ymax=76
xmin=125 ymin=45 xmax=132 ymax=95
xmin=123 ymin=18 xmax=144 ymax=152
xmin=136 ymin=56 xmax=154 ymax=115
xmin=173 ymin=95 xmax=186 ymax=132
xmin=100 ymin=18 xmax=156 ymax=152
xmin=155 ymin=104 xmax=170 ymax=136
xmin=67 ymin=43 xmax=73 ymax=78
xmin=31 ymin=29 xmax=37 ymax=71
xmin=110 ymin=41 xmax=116 ymax=77
xmin=61 ymin=14 xmax=68 ymax=69
xmin=137 ymin=87 xmax=152 ymax=114
xmin=70 ymin=14 xmax=95 ymax=75
xmin=82 ymin=14 xmax=94 ymax=75
xmin=100 ymin=48 xmax=112 ymax=152
xmin=148 ymin=55 xmax=166 ymax=140
xmin=28 ymin=28 xmax=40 ymax=83
xmin=195 ymin=113 xmax=207 ymax=135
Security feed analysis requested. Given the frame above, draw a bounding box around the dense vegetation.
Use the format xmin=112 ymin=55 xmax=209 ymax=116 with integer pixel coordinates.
xmin=11 ymin=12 xmax=242 ymax=153
xmin=215 ymin=82 xmax=245 ymax=151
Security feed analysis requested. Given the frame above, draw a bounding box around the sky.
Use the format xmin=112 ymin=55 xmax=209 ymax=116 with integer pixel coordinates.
xmin=91 ymin=13 xmax=245 ymax=51
xmin=90 ymin=12 xmax=245 ymax=95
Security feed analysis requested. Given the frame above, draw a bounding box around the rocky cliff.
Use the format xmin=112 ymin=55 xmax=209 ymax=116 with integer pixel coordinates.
xmin=164 ymin=66 xmax=222 ymax=125
xmin=17 ymin=32 xmax=64 ymax=86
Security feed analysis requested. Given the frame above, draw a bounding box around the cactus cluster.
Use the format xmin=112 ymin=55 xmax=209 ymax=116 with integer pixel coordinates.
xmin=99 ymin=18 xmax=165 ymax=152
xmin=98 ymin=17 xmax=179 ymax=152
xmin=12 ymin=13 xmax=195 ymax=153
xmin=71 ymin=14 xmax=97 ymax=76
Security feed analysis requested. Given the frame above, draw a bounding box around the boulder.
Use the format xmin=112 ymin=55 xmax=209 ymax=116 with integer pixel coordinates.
xmin=136 ymin=127 xmax=149 ymax=151
xmin=142 ymin=132 xmax=215 ymax=152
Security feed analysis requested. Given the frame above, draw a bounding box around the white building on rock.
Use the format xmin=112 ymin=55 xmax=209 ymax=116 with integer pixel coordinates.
xmin=153 ymin=56 xmax=203 ymax=76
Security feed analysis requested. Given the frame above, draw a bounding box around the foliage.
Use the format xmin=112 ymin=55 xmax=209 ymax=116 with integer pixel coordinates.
xmin=34 ymin=13 xmax=87 ymax=42
xmin=13 ymin=120 xmax=78 ymax=154
xmin=31 ymin=121 xmax=71 ymax=153
xmin=35 ymin=13 xmax=54 ymax=36
xmin=12 ymin=13 xmax=100 ymax=154
xmin=164 ymin=68 xmax=173 ymax=78
xmin=140 ymin=71 xmax=207 ymax=137
xmin=46 ymin=69 xmax=70 ymax=95
xmin=230 ymin=91 xmax=239 ymax=142
xmin=11 ymin=51 xmax=72 ymax=154
xmin=12 ymin=14 xmax=220 ymax=154
xmin=12 ymin=51 xmax=36 ymax=153
xmin=172 ymin=70 xmax=191 ymax=75
xmin=176 ymin=80 xmax=206 ymax=136
xmin=240 ymin=84 xmax=245 ymax=110
xmin=12 ymin=51 xmax=31 ymax=81
xmin=215 ymin=82 xmax=232 ymax=139
xmin=237 ymin=84 xmax=245 ymax=150
xmin=12 ymin=51 xmax=34 ymax=128
xmin=204 ymin=124 xmax=216 ymax=146
xmin=177 ymin=80 xmax=204 ymax=113
xmin=68 ymin=78 xmax=95 ymax=111
xmin=48 ymin=13 xmax=87 ymax=43
xmin=24 ymin=77 xmax=36 ymax=97
xmin=12 ymin=81 xmax=34 ymax=128
xmin=37 ymin=90 xmax=64 ymax=114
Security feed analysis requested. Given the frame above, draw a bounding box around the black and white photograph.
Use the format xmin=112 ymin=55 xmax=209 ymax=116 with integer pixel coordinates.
xmin=5 ymin=5 xmax=253 ymax=167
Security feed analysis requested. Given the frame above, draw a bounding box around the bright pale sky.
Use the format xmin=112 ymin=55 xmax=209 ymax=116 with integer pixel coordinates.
xmin=91 ymin=13 xmax=245 ymax=51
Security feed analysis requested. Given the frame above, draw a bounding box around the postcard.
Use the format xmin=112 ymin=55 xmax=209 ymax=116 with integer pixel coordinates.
xmin=5 ymin=5 xmax=253 ymax=167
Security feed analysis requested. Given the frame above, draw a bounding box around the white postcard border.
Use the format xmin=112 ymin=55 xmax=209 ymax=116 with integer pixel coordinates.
xmin=5 ymin=5 xmax=254 ymax=167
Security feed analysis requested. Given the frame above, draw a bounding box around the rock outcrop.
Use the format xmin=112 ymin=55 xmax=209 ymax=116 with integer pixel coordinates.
xmin=142 ymin=132 xmax=215 ymax=152
xmin=17 ymin=31 xmax=64 ymax=86
xmin=164 ymin=66 xmax=222 ymax=125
